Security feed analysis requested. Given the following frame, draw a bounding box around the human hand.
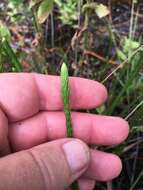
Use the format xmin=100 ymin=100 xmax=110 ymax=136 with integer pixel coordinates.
xmin=0 ymin=73 xmax=129 ymax=190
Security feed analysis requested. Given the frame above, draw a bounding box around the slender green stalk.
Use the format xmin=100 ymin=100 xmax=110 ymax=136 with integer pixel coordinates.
xmin=60 ymin=63 xmax=79 ymax=190
xmin=60 ymin=62 xmax=72 ymax=137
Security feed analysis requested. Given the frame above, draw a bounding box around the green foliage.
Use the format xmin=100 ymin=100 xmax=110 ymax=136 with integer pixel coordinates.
xmin=123 ymin=38 xmax=140 ymax=53
xmin=8 ymin=0 xmax=23 ymax=6
xmin=31 ymin=0 xmax=79 ymax=26
xmin=37 ymin=0 xmax=54 ymax=23
xmin=117 ymin=37 xmax=141 ymax=61
xmin=106 ymin=48 xmax=143 ymax=115
xmin=82 ymin=2 xmax=109 ymax=18
xmin=0 ymin=24 xmax=22 ymax=72
xmin=30 ymin=0 xmax=54 ymax=23
xmin=7 ymin=0 xmax=29 ymax=23
xmin=30 ymin=1 xmax=109 ymax=27
xmin=30 ymin=0 xmax=42 ymax=8
xmin=0 ymin=24 xmax=11 ymax=42
xmin=55 ymin=0 xmax=79 ymax=26
xmin=2 ymin=39 xmax=23 ymax=72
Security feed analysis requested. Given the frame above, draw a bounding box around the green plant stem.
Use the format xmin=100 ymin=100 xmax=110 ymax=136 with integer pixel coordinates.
xmin=60 ymin=63 xmax=79 ymax=190
xmin=60 ymin=63 xmax=72 ymax=137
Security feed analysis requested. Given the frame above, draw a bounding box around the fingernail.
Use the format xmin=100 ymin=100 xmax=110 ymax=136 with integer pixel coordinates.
xmin=63 ymin=140 xmax=90 ymax=173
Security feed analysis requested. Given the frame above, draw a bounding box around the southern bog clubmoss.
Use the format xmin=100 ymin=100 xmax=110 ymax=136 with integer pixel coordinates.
xmin=60 ymin=62 xmax=79 ymax=190
xmin=60 ymin=62 xmax=72 ymax=137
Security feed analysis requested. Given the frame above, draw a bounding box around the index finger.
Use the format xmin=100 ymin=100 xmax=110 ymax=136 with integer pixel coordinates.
xmin=0 ymin=73 xmax=107 ymax=121
xmin=35 ymin=74 xmax=107 ymax=110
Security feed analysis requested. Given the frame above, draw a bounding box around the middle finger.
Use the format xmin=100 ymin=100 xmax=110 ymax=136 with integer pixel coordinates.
xmin=9 ymin=112 xmax=129 ymax=151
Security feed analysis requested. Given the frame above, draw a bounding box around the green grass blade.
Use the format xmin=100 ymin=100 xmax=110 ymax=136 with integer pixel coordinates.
xmin=2 ymin=39 xmax=22 ymax=72
xmin=108 ymin=51 xmax=143 ymax=115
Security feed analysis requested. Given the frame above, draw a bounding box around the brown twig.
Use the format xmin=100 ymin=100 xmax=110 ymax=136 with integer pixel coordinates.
xmin=84 ymin=50 xmax=117 ymax=65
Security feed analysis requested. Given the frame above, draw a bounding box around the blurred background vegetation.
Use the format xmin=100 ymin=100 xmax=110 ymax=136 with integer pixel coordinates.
xmin=0 ymin=0 xmax=143 ymax=189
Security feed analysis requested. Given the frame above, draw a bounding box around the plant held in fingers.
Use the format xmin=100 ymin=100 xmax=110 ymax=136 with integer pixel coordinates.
xmin=60 ymin=62 xmax=79 ymax=190
xmin=60 ymin=62 xmax=72 ymax=137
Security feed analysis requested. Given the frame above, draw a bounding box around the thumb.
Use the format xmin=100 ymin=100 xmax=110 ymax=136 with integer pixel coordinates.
xmin=0 ymin=139 xmax=90 ymax=190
